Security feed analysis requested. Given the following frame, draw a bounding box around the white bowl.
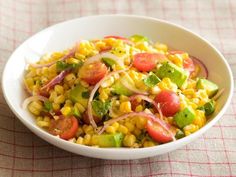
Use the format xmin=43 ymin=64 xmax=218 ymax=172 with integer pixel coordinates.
xmin=2 ymin=15 xmax=234 ymax=160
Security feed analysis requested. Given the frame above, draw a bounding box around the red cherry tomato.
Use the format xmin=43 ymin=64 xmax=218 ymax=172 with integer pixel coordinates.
xmin=82 ymin=111 xmax=102 ymax=125
xmin=48 ymin=116 xmax=78 ymax=140
xmin=183 ymin=57 xmax=195 ymax=73
xmin=79 ymin=61 xmax=107 ymax=85
xmin=133 ymin=53 xmax=165 ymax=72
xmin=154 ymin=90 xmax=180 ymax=117
xmin=146 ymin=120 xmax=173 ymax=143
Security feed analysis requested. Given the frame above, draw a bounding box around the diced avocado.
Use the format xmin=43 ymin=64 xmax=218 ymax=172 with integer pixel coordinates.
xmin=130 ymin=34 xmax=149 ymax=43
xmin=175 ymin=130 xmax=185 ymax=139
xmin=69 ymin=84 xmax=89 ymax=108
xmin=156 ymin=62 xmax=188 ymax=88
xmin=72 ymin=106 xmax=81 ymax=117
xmin=196 ymin=78 xmax=219 ymax=98
xmin=92 ymin=133 xmax=124 ymax=147
xmin=174 ymin=107 xmax=196 ymax=128
xmin=102 ymin=57 xmax=116 ymax=67
xmin=111 ymin=75 xmax=134 ymax=96
xmin=204 ymin=101 xmax=215 ymax=116
xmin=201 ymin=100 xmax=215 ymax=116
xmin=143 ymin=72 xmax=161 ymax=88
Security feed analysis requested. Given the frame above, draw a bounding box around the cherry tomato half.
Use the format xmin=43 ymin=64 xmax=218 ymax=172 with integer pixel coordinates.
xmin=146 ymin=120 xmax=173 ymax=143
xmin=183 ymin=57 xmax=195 ymax=73
xmin=79 ymin=61 xmax=108 ymax=85
xmin=133 ymin=53 xmax=166 ymax=72
xmin=154 ymin=90 xmax=180 ymax=117
xmin=48 ymin=116 xmax=78 ymax=140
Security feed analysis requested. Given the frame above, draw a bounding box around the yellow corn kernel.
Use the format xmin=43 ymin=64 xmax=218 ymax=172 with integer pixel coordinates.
xmin=144 ymin=108 xmax=152 ymax=114
xmin=84 ymin=125 xmax=94 ymax=135
xmin=120 ymin=101 xmax=132 ymax=113
xmin=55 ymin=102 xmax=66 ymax=110
xmin=135 ymin=117 xmax=147 ymax=129
xmin=105 ymin=126 xmax=116 ymax=134
xmin=94 ymin=40 xmax=106 ymax=50
xmin=54 ymin=95 xmax=65 ymax=104
xmin=64 ymin=99 xmax=73 ymax=107
xmin=135 ymin=41 xmax=149 ymax=51
xmin=118 ymin=125 xmax=128 ymax=134
xmin=168 ymin=54 xmax=183 ymax=67
xmin=28 ymin=101 xmax=43 ymax=115
xmin=193 ymin=110 xmax=206 ymax=128
xmin=54 ymin=85 xmax=64 ymax=94
xmin=119 ymin=95 xmax=129 ymax=102
xmin=183 ymin=89 xmax=195 ymax=97
xmin=60 ymin=106 xmax=71 ymax=116
xmin=76 ymin=137 xmax=84 ymax=144
xmin=49 ymin=91 xmax=57 ymax=102
xmin=83 ymin=134 xmax=91 ymax=145
xmin=183 ymin=124 xmax=199 ymax=136
xmin=51 ymin=52 xmax=64 ymax=59
xmin=133 ymin=128 xmax=141 ymax=137
xmin=74 ymin=103 xmax=85 ymax=113
xmin=154 ymin=43 xmax=168 ymax=52
xmin=67 ymin=57 xmax=80 ymax=64
xmin=143 ymin=141 xmax=156 ymax=147
xmin=65 ymin=73 xmax=76 ymax=83
xmin=112 ymin=122 xmax=119 ymax=131
xmin=75 ymin=52 xmax=86 ymax=60
xmin=135 ymin=105 xmax=143 ymax=112
xmin=125 ymin=122 xmax=135 ymax=132
xmin=123 ymin=134 xmax=136 ymax=147
xmin=43 ymin=116 xmax=50 ymax=122
xmin=36 ymin=120 xmax=50 ymax=127
xmin=36 ymin=116 xmax=43 ymax=121
xmin=99 ymin=90 xmax=109 ymax=102
xmin=25 ymin=78 xmax=34 ymax=89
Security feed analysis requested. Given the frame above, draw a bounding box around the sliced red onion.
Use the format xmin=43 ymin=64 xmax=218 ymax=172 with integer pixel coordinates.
xmin=29 ymin=47 xmax=76 ymax=68
xmin=22 ymin=95 xmax=48 ymax=109
xmin=97 ymin=112 xmax=176 ymax=141
xmin=88 ymin=69 xmax=129 ymax=128
xmin=129 ymin=94 xmax=163 ymax=118
xmin=191 ymin=56 xmax=208 ymax=78
xmin=120 ymin=74 xmax=148 ymax=95
xmin=40 ymin=70 xmax=70 ymax=91
xmin=212 ymin=88 xmax=224 ymax=101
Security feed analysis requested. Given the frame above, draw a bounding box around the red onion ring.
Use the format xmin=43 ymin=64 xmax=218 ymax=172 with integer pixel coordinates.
xmin=22 ymin=95 xmax=48 ymax=109
xmin=191 ymin=56 xmax=208 ymax=78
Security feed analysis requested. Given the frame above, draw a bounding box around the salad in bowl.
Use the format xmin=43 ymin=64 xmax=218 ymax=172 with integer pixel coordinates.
xmin=23 ymin=35 xmax=222 ymax=148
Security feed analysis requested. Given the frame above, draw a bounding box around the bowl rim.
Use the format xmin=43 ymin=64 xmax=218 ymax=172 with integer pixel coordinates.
xmin=2 ymin=14 xmax=234 ymax=159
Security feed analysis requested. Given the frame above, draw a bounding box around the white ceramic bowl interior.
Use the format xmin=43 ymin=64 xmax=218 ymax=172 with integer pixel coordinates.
xmin=2 ymin=15 xmax=234 ymax=160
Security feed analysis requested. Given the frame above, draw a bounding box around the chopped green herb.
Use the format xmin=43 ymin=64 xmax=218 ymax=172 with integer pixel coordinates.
xmin=82 ymin=91 xmax=90 ymax=99
xmin=43 ymin=100 xmax=52 ymax=112
xmin=143 ymin=72 xmax=161 ymax=88
xmin=56 ymin=61 xmax=82 ymax=72
xmin=92 ymin=100 xmax=111 ymax=118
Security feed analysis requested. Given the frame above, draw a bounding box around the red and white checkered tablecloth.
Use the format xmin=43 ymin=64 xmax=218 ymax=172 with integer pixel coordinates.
xmin=0 ymin=0 xmax=236 ymax=176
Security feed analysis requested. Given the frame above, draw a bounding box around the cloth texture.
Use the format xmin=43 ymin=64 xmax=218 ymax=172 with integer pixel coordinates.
xmin=0 ymin=0 xmax=236 ymax=176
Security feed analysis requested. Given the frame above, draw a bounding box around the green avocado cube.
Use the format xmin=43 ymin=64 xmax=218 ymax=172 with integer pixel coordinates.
xmin=203 ymin=100 xmax=215 ymax=116
xmin=196 ymin=79 xmax=219 ymax=98
xmin=156 ymin=62 xmax=188 ymax=88
xmin=93 ymin=133 xmax=124 ymax=147
xmin=69 ymin=84 xmax=89 ymax=108
xmin=111 ymin=75 xmax=134 ymax=96
xmin=174 ymin=107 xmax=196 ymax=128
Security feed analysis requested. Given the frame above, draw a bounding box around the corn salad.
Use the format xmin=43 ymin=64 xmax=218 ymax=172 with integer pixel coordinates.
xmin=23 ymin=35 xmax=220 ymax=148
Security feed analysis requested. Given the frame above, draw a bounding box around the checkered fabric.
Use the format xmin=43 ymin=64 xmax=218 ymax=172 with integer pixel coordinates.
xmin=0 ymin=0 xmax=236 ymax=176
